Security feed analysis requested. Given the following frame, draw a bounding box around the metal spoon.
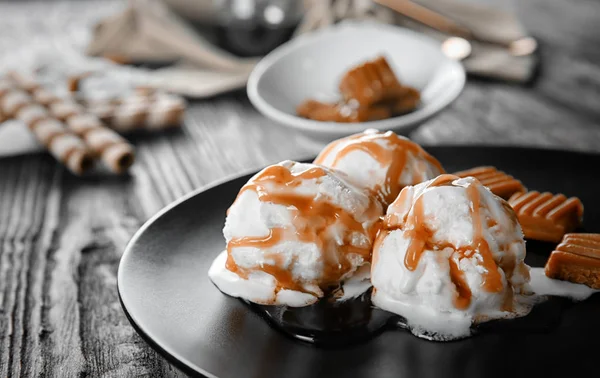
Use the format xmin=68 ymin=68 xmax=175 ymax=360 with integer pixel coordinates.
xmin=373 ymin=0 xmax=538 ymax=61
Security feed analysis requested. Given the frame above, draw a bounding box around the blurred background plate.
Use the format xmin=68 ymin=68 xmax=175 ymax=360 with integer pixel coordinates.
xmin=247 ymin=22 xmax=466 ymax=141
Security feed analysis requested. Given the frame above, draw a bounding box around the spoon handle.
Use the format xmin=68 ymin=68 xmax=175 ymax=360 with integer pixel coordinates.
xmin=373 ymin=0 xmax=474 ymax=40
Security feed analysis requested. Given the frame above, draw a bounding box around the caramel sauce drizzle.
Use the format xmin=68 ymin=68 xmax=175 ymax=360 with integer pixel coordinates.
xmin=378 ymin=175 xmax=518 ymax=310
xmin=314 ymin=130 xmax=444 ymax=206
xmin=226 ymin=164 xmax=379 ymax=296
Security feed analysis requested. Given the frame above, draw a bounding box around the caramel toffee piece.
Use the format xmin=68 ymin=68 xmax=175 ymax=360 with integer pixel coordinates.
xmin=388 ymin=86 xmax=421 ymax=115
xmin=545 ymin=233 xmax=600 ymax=289
xmin=296 ymin=99 xmax=390 ymax=123
xmin=339 ymin=56 xmax=404 ymax=107
xmin=508 ymin=191 xmax=583 ymax=243
xmin=454 ymin=166 xmax=525 ymax=199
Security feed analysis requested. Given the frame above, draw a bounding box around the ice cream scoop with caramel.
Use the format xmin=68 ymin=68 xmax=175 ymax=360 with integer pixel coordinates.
xmin=314 ymin=129 xmax=444 ymax=206
xmin=371 ymin=174 xmax=532 ymax=340
xmin=209 ymin=160 xmax=383 ymax=307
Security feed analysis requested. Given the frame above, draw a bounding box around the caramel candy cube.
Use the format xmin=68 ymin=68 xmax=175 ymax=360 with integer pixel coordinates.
xmin=387 ymin=87 xmax=421 ymax=114
xmin=296 ymin=100 xmax=391 ymax=123
xmin=508 ymin=191 xmax=583 ymax=243
xmin=339 ymin=56 xmax=404 ymax=107
xmin=453 ymin=166 xmax=525 ymax=199
xmin=545 ymin=233 xmax=600 ymax=289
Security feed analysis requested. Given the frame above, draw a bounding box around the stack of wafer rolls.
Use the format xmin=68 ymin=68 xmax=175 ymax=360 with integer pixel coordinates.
xmin=0 ymin=85 xmax=94 ymax=175
xmin=46 ymin=97 xmax=136 ymax=174
xmin=84 ymin=92 xmax=186 ymax=133
xmin=67 ymin=74 xmax=186 ymax=132
xmin=3 ymin=72 xmax=136 ymax=175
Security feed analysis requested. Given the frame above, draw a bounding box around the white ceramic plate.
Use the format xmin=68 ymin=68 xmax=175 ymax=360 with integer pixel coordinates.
xmin=247 ymin=22 xmax=466 ymax=141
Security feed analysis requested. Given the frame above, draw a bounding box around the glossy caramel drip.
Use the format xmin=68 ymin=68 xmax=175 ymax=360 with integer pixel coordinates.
xmin=376 ymin=175 xmax=521 ymax=310
xmin=403 ymin=195 xmax=431 ymax=271
xmin=314 ymin=130 xmax=444 ymax=206
xmin=226 ymin=164 xmax=380 ymax=295
xmin=449 ymin=256 xmax=472 ymax=310
xmin=508 ymin=191 xmax=583 ymax=243
xmin=453 ymin=166 xmax=525 ymax=200
xmin=466 ymin=184 xmax=504 ymax=294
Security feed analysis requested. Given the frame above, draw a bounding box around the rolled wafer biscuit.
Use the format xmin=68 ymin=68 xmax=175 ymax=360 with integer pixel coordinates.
xmin=7 ymin=71 xmax=41 ymax=92
xmin=67 ymin=72 xmax=92 ymax=93
xmin=32 ymin=87 xmax=62 ymax=106
xmin=16 ymin=103 xmax=49 ymax=128
xmin=49 ymin=100 xmax=85 ymax=122
xmin=66 ymin=113 xmax=135 ymax=173
xmin=112 ymin=100 xmax=147 ymax=132
xmin=148 ymin=95 xmax=186 ymax=129
xmin=87 ymin=93 xmax=185 ymax=132
xmin=0 ymin=89 xmax=33 ymax=118
xmin=0 ymin=78 xmax=15 ymax=99
xmin=27 ymin=116 xmax=94 ymax=175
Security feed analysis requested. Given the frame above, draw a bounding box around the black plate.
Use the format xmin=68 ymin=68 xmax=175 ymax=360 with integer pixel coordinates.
xmin=118 ymin=147 xmax=600 ymax=378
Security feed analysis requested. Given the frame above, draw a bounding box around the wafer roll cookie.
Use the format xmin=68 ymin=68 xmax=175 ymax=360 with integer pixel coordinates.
xmin=67 ymin=113 xmax=135 ymax=173
xmin=49 ymin=100 xmax=85 ymax=122
xmin=31 ymin=118 xmax=94 ymax=175
xmin=87 ymin=102 xmax=115 ymax=124
xmin=32 ymin=87 xmax=62 ymax=106
xmin=7 ymin=71 xmax=41 ymax=92
xmin=50 ymin=133 xmax=94 ymax=175
xmin=112 ymin=101 xmax=148 ymax=132
xmin=0 ymin=89 xmax=33 ymax=118
xmin=147 ymin=96 xmax=185 ymax=129
xmin=16 ymin=104 xmax=49 ymax=128
xmin=0 ymin=78 xmax=15 ymax=99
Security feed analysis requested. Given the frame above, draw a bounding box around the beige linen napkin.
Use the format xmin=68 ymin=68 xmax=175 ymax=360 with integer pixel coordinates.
xmin=86 ymin=0 xmax=537 ymax=98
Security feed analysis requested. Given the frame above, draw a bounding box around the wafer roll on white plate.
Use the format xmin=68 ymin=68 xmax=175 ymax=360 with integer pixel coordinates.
xmin=87 ymin=93 xmax=186 ymax=132
xmin=32 ymin=87 xmax=63 ymax=107
xmin=18 ymin=104 xmax=94 ymax=175
xmin=66 ymin=113 xmax=135 ymax=174
xmin=49 ymin=100 xmax=85 ymax=122
xmin=7 ymin=72 xmax=137 ymax=174
xmin=0 ymin=89 xmax=34 ymax=118
xmin=15 ymin=103 xmax=50 ymax=128
xmin=7 ymin=71 xmax=42 ymax=93
xmin=0 ymin=78 xmax=15 ymax=99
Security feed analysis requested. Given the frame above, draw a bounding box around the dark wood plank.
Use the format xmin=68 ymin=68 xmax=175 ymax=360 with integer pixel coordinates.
xmin=0 ymin=156 xmax=58 ymax=377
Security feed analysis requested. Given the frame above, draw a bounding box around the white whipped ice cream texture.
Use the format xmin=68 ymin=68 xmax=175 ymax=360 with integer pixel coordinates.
xmin=371 ymin=174 xmax=532 ymax=340
xmin=314 ymin=129 xmax=444 ymax=206
xmin=209 ymin=160 xmax=383 ymax=307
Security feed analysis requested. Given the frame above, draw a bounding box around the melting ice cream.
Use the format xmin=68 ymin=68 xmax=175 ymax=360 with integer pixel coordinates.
xmin=371 ymin=174 xmax=533 ymax=340
xmin=209 ymin=160 xmax=383 ymax=307
xmin=314 ymin=129 xmax=444 ymax=206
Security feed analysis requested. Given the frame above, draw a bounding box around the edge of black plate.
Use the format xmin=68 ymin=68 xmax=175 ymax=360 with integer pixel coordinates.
xmin=117 ymin=145 xmax=600 ymax=376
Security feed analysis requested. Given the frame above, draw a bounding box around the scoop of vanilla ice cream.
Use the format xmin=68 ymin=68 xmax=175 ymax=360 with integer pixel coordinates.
xmin=314 ymin=129 xmax=444 ymax=206
xmin=209 ymin=160 xmax=383 ymax=307
xmin=371 ymin=174 xmax=531 ymax=340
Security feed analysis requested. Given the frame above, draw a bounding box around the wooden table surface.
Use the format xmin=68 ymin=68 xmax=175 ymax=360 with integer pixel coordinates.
xmin=1 ymin=0 xmax=600 ymax=377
